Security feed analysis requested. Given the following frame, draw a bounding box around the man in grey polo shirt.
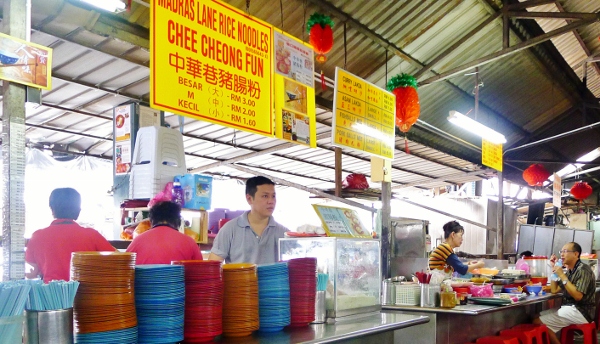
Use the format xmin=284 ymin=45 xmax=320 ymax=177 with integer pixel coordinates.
xmin=208 ymin=176 xmax=289 ymax=264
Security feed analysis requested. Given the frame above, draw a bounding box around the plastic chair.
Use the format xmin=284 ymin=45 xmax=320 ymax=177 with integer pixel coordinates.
xmin=560 ymin=322 xmax=597 ymax=344
xmin=476 ymin=336 xmax=520 ymax=344
xmin=510 ymin=324 xmax=550 ymax=344
xmin=500 ymin=328 xmax=538 ymax=344
xmin=596 ymin=303 xmax=600 ymax=330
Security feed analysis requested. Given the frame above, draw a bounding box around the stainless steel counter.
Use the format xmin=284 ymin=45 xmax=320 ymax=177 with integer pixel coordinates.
xmin=383 ymin=293 xmax=561 ymax=315
xmin=384 ymin=294 xmax=560 ymax=344
xmin=215 ymin=311 xmax=429 ymax=344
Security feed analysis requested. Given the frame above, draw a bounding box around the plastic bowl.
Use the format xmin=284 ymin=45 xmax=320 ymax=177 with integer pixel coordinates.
xmin=530 ymin=277 xmax=548 ymax=285
xmin=526 ymin=285 xmax=542 ymax=295
xmin=0 ymin=51 xmax=18 ymax=65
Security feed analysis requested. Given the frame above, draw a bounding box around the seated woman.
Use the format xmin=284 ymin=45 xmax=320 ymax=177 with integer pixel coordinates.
xmin=429 ymin=221 xmax=484 ymax=278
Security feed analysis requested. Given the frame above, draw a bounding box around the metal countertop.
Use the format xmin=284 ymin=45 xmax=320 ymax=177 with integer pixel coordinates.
xmin=215 ymin=311 xmax=429 ymax=343
xmin=383 ymin=293 xmax=561 ymax=315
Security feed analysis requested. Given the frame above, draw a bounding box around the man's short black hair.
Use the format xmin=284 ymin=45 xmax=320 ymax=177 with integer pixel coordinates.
xmin=569 ymin=242 xmax=582 ymax=258
xmin=149 ymin=201 xmax=181 ymax=229
xmin=245 ymin=176 xmax=275 ymax=197
xmin=49 ymin=188 xmax=81 ymax=220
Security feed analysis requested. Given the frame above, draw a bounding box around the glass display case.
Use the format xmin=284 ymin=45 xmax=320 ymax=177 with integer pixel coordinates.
xmin=279 ymin=237 xmax=381 ymax=319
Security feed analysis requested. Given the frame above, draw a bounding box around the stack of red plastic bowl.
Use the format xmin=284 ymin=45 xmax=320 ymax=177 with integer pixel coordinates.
xmin=287 ymin=258 xmax=317 ymax=327
xmin=171 ymin=260 xmax=223 ymax=343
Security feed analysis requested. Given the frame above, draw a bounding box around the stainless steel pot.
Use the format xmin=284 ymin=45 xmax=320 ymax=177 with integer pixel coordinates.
xmin=382 ymin=279 xmax=397 ymax=305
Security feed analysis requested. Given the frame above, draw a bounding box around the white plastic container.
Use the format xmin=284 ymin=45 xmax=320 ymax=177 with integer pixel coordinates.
xmin=129 ymin=126 xmax=187 ymax=199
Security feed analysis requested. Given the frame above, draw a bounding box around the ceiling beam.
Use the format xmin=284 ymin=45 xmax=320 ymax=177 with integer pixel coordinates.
xmin=306 ymin=0 xmax=425 ymax=71
xmin=392 ymin=169 xmax=493 ymax=190
xmin=28 ymin=3 xmax=528 ymax=178
xmin=189 ymin=132 xmax=331 ymax=172
xmin=507 ymin=12 xmax=600 ymax=20
xmin=507 ymin=0 xmax=557 ymax=10
xmin=419 ymin=16 xmax=600 ymax=86
xmin=414 ymin=12 xmax=502 ymax=79
xmin=505 ymin=159 xmax=600 ymax=166
xmin=554 ymin=1 xmax=600 ymax=83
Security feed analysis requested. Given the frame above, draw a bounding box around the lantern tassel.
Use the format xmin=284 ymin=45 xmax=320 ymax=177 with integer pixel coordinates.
xmin=321 ymin=70 xmax=326 ymax=91
xmin=404 ymin=137 xmax=410 ymax=154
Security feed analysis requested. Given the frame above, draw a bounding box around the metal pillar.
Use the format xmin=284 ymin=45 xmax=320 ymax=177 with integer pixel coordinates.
xmin=2 ymin=0 xmax=29 ymax=281
xmin=381 ymin=181 xmax=391 ymax=279
xmin=497 ymin=171 xmax=504 ymax=259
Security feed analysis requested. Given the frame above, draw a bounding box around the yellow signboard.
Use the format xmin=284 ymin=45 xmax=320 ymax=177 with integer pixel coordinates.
xmin=150 ymin=0 xmax=274 ymax=136
xmin=273 ymin=31 xmax=316 ymax=147
xmin=332 ymin=68 xmax=395 ymax=159
xmin=0 ymin=32 xmax=52 ymax=90
xmin=482 ymin=139 xmax=503 ymax=171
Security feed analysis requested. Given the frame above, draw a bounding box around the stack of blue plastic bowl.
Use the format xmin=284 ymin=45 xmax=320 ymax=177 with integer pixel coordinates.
xmin=257 ymin=262 xmax=291 ymax=332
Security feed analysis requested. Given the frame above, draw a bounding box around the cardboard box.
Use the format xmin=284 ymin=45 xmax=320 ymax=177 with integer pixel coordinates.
xmin=182 ymin=209 xmax=209 ymax=244
xmin=177 ymin=174 xmax=212 ymax=210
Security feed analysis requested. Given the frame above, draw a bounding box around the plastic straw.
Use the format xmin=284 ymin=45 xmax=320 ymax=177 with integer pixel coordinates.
xmin=0 ymin=282 xmax=31 ymax=317
xmin=317 ymin=273 xmax=329 ymax=291
xmin=19 ymin=280 xmax=80 ymax=311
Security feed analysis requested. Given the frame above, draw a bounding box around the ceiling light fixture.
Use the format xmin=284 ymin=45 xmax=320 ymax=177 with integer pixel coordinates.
xmin=78 ymin=0 xmax=126 ymax=13
xmin=448 ymin=110 xmax=507 ymax=144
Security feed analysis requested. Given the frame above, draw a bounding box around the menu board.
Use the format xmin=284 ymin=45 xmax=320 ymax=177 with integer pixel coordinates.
xmin=482 ymin=139 xmax=503 ymax=171
xmin=332 ymin=68 xmax=395 ymax=159
xmin=114 ymin=104 xmax=132 ymax=175
xmin=0 ymin=32 xmax=52 ymax=90
xmin=553 ymin=173 xmax=561 ymax=208
xmin=273 ymin=31 xmax=316 ymax=147
xmin=150 ymin=0 xmax=274 ymax=136
xmin=312 ymin=204 xmax=371 ymax=238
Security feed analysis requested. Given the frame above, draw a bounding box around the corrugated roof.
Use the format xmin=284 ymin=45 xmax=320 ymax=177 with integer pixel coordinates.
xmin=0 ymin=0 xmax=598 ymax=195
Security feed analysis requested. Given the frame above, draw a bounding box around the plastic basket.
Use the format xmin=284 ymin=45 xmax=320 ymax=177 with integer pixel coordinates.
xmin=395 ymin=284 xmax=421 ymax=306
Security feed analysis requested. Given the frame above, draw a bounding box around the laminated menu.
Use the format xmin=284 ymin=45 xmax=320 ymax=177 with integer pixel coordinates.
xmin=311 ymin=205 xmax=372 ymax=238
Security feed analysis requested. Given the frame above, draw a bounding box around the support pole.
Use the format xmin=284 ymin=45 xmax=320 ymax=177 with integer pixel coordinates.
xmin=2 ymin=0 xmax=29 ymax=281
xmin=497 ymin=171 xmax=504 ymax=259
xmin=381 ymin=181 xmax=391 ymax=279
xmin=335 ymin=147 xmax=342 ymax=197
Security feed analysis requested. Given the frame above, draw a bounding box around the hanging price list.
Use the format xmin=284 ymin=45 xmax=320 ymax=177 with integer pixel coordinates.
xmin=332 ymin=67 xmax=395 ymax=159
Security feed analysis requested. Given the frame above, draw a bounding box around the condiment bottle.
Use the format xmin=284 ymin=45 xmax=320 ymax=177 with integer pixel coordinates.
xmin=440 ymin=291 xmax=457 ymax=308
xmin=172 ymin=179 xmax=185 ymax=207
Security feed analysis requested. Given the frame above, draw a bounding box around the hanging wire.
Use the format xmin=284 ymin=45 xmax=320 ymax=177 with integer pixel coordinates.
xmin=385 ymin=49 xmax=388 ymax=85
xmin=231 ymin=130 xmax=237 ymax=147
xmin=302 ymin=0 xmax=306 ymax=42
xmin=344 ymin=22 xmax=347 ymax=70
xmin=279 ymin=0 xmax=284 ymax=30
xmin=246 ymin=0 xmax=250 ymax=14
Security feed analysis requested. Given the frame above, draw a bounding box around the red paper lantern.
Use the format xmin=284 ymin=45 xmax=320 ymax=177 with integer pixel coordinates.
xmin=386 ymin=74 xmax=420 ymax=133
xmin=307 ymin=13 xmax=334 ymax=63
xmin=570 ymin=181 xmax=593 ymax=201
xmin=522 ymin=164 xmax=551 ymax=186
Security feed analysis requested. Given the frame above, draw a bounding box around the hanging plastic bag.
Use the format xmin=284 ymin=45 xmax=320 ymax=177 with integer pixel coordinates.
xmin=343 ymin=173 xmax=369 ymax=189
xmin=148 ymin=182 xmax=174 ymax=208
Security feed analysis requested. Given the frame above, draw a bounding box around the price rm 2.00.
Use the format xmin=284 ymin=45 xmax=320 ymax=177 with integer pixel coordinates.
xmin=231 ymin=104 xmax=256 ymax=117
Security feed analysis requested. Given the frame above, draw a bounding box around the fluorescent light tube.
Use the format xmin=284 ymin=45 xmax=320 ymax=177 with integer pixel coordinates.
xmin=448 ymin=111 xmax=507 ymax=144
xmin=79 ymin=0 xmax=126 ymax=12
